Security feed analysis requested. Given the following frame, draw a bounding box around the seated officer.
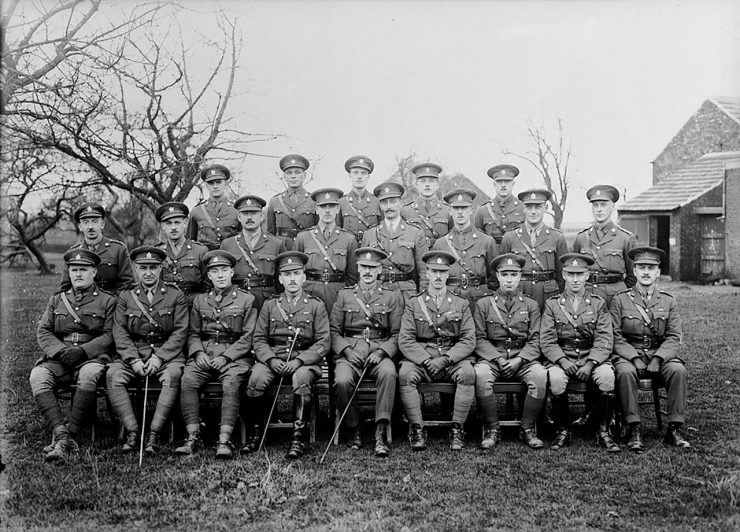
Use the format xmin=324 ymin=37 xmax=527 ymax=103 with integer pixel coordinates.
xmin=221 ymin=194 xmax=286 ymax=310
xmin=473 ymin=253 xmax=546 ymax=450
xmin=242 ymin=251 xmax=331 ymax=459
xmin=31 ymin=250 xmax=116 ymax=462
xmin=175 ymin=250 xmax=257 ymax=459
xmin=155 ymin=202 xmax=209 ymax=307
xmin=398 ymin=251 xmax=477 ymax=451
xmin=107 ymin=246 xmax=188 ymax=454
xmin=540 ymin=253 xmax=619 ymax=453
xmin=329 ymin=247 xmax=403 ymax=456
xmin=610 ymin=246 xmax=689 ymax=451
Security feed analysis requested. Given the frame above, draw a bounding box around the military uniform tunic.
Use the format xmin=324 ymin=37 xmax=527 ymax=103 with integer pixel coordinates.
xmin=540 ymin=292 xmax=615 ymax=395
xmin=188 ymin=198 xmax=241 ymax=250
xmin=401 ymin=197 xmax=452 ymax=248
xmin=361 ymin=221 xmax=429 ymax=302
xmin=60 ymin=237 xmax=133 ymax=293
xmin=610 ymin=287 xmax=686 ymax=424
xmin=157 ymin=239 xmax=209 ymax=306
xmin=330 ymin=285 xmax=403 ymax=425
xmin=500 ymin=225 xmax=568 ymax=311
xmin=432 ymin=225 xmax=498 ymax=306
xmin=572 ymin=222 xmax=637 ymax=306
xmin=220 ymin=232 xmax=286 ymax=310
xmin=247 ymin=292 xmax=331 ymax=396
xmin=338 ymin=190 xmax=382 ymax=244
xmin=295 ymin=226 xmax=358 ymax=314
xmin=266 ymin=187 xmax=318 ymax=248
xmin=474 ymin=195 xmax=525 ymax=245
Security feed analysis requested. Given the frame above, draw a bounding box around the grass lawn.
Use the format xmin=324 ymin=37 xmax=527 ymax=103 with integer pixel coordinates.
xmin=1 ymin=266 xmax=739 ymax=531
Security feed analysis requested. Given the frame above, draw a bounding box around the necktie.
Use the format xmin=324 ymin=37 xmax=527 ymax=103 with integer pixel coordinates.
xmin=75 ymin=291 xmax=84 ymax=304
xmin=530 ymin=228 xmax=537 ymax=246
xmin=323 ymin=228 xmax=331 ymax=240
xmin=146 ymin=290 xmax=154 ymax=304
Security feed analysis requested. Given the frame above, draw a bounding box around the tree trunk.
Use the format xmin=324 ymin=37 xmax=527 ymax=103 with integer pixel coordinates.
xmin=10 ymin=224 xmax=55 ymax=274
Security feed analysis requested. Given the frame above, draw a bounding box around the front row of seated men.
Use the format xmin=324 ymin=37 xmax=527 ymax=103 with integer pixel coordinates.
xmin=31 ymin=243 xmax=689 ymax=463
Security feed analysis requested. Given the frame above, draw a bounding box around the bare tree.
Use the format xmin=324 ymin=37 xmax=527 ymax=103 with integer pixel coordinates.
xmin=503 ymin=118 xmax=573 ymax=228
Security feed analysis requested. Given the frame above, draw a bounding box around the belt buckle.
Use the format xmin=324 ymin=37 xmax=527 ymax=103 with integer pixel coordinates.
xmin=213 ymin=331 xmax=220 ymax=345
xmin=460 ymin=274 xmax=469 ymax=290
xmin=71 ymin=332 xmax=80 ymax=343
xmin=643 ymin=336 xmax=652 ymax=349
xmin=244 ymin=278 xmax=251 ymax=290
xmin=363 ymin=327 xmax=370 ymax=342
xmin=436 ymin=337 xmax=445 ymax=348
xmin=573 ymin=338 xmax=581 ymax=352
xmin=321 ymin=271 xmax=330 ymax=283
xmin=388 ymin=272 xmax=396 ymax=282
xmin=505 ymin=337 xmax=512 ymax=351
xmin=357 ymin=230 xmax=364 ymax=242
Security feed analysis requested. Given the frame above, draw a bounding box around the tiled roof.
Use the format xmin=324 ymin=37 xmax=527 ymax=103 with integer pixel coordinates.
xmin=711 ymin=96 xmax=740 ymax=125
xmin=619 ymin=152 xmax=740 ymax=212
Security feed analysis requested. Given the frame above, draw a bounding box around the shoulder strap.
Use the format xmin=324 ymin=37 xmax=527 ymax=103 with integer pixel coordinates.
xmin=274 ymin=298 xmax=292 ymax=325
xmin=445 ymin=234 xmax=474 ymax=275
xmin=417 ymin=297 xmax=441 ymax=335
xmin=309 ymin=231 xmax=339 ymax=271
xmin=557 ymin=301 xmax=591 ymax=338
xmin=130 ymin=290 xmax=163 ymax=329
xmin=60 ymin=293 xmax=87 ymax=328
xmin=626 ymin=292 xmax=660 ymax=336
xmin=486 ymin=203 xmax=502 ymax=232
xmin=490 ymin=299 xmax=515 ymax=336
xmin=414 ymin=204 xmax=441 ymax=238
xmin=198 ymin=204 xmax=216 ymax=229
xmin=585 ymin=232 xmax=609 ymax=272
xmin=277 ymin=194 xmax=307 ymax=230
xmin=374 ymin=231 xmax=410 ymax=273
xmin=353 ymin=293 xmax=382 ymax=327
xmin=344 ymin=198 xmax=370 ymax=228
xmin=235 ymin=236 xmax=261 ymax=274
xmin=517 ymin=232 xmax=546 ymax=271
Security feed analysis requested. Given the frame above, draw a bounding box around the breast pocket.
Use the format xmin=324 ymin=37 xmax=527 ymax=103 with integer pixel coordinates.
xmin=52 ymin=308 xmax=74 ymax=330
xmin=652 ymin=310 xmax=669 ymax=336
xmin=157 ymin=306 xmax=175 ymax=331
xmin=443 ymin=311 xmax=463 ymax=334
xmin=222 ymin=309 xmax=246 ymax=333
xmin=466 ymin=251 xmax=486 ymax=273
xmin=258 ymin=254 xmax=276 ymax=274
xmin=395 ymin=241 xmax=414 ymax=263
xmin=332 ymin=249 xmax=347 ymax=269
xmin=82 ymin=309 xmax=106 ymax=331
xmin=604 ymin=249 xmax=624 ymax=269
xmin=179 ymin=260 xmax=201 ymax=282
xmin=539 ymin=247 xmax=556 ymax=269
xmin=296 ymin=311 xmax=315 ymax=338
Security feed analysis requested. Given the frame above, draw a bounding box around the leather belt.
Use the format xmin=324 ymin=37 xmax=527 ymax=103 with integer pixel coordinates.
xmin=379 ymin=271 xmax=413 ymax=282
xmin=270 ymin=341 xmax=313 ymax=351
xmin=589 ymin=273 xmax=624 ymax=284
xmin=520 ymin=271 xmax=556 ymax=282
xmin=355 ymin=230 xmax=364 ymax=244
xmin=344 ymin=326 xmax=389 ymax=341
xmin=236 ymin=277 xmax=274 ymax=289
xmin=424 ymin=336 xmax=459 ymax=348
xmin=306 ymin=270 xmax=346 ymax=283
xmin=201 ymin=332 xmax=241 ymax=344
xmin=626 ymin=335 xmax=663 ymax=350
xmin=558 ymin=338 xmax=594 ymax=351
xmin=276 ymin=228 xmax=299 ymax=239
xmin=492 ymin=337 xmax=527 ymax=350
xmin=447 ymin=274 xmax=485 ymax=289
xmin=134 ymin=334 xmax=166 ymax=346
xmin=62 ymin=332 xmax=95 ymax=343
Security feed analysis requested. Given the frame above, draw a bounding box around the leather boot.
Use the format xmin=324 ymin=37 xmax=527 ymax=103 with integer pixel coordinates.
xmin=626 ymin=423 xmax=644 ymax=453
xmin=373 ymin=421 xmax=390 ymax=457
xmin=44 ymin=433 xmax=79 ymax=463
xmin=480 ymin=426 xmax=501 ymax=450
xmin=550 ymin=394 xmax=571 ymax=450
xmin=664 ymin=422 xmax=691 ymax=448
xmin=596 ymin=392 xmax=621 ymax=453
xmin=408 ymin=423 xmax=427 ymax=451
xmin=348 ymin=426 xmax=363 ymax=450
xmin=215 ymin=440 xmax=234 ymax=459
xmin=572 ymin=389 xmax=597 ymax=427
xmin=121 ymin=430 xmax=140 ymax=453
xmin=240 ymin=395 xmax=266 ymax=454
xmin=286 ymin=394 xmax=311 ymax=459
xmin=520 ymin=428 xmax=545 ymax=450
xmin=449 ymin=422 xmax=465 ymax=451
xmin=174 ymin=431 xmax=202 ymax=455
xmin=144 ymin=432 xmax=160 ymax=454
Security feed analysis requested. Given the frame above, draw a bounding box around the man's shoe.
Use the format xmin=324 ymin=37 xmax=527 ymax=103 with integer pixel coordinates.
xmin=664 ymin=423 xmax=691 ymax=448
xmin=286 ymin=394 xmax=311 ymax=459
xmin=240 ymin=424 xmax=263 ymax=454
xmin=44 ymin=436 xmax=78 ymax=463
xmin=144 ymin=432 xmax=160 ymax=454
xmin=550 ymin=429 xmax=570 ymax=450
xmin=626 ymin=424 xmax=644 ymax=453
xmin=174 ymin=432 xmax=202 ymax=456
xmin=121 ymin=431 xmax=140 ymax=453
xmin=449 ymin=423 xmax=465 ymax=451
xmin=215 ymin=440 xmax=234 ymax=459
xmin=373 ymin=423 xmax=390 ymax=457
xmin=409 ymin=424 xmax=427 ymax=451
xmin=597 ymin=430 xmax=621 ymax=453
xmin=520 ymin=428 xmax=545 ymax=450
xmin=479 ymin=427 xmax=501 ymax=450
xmin=349 ymin=426 xmax=363 ymax=450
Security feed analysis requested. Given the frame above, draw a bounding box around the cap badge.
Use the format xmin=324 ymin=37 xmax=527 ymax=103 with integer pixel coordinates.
xmin=146 ymin=252 xmax=153 ymax=259
xmin=86 ymin=206 xmax=93 ymax=212
xmin=246 ymin=199 xmax=252 ymax=205
xmin=168 ymin=206 xmax=174 ymax=212
xmin=290 ymin=158 xmax=296 ymax=164
xmin=384 ymin=187 xmax=390 ymax=193
xmin=530 ymin=192 xmax=536 ymax=199
xmin=572 ymin=259 xmax=578 ymax=266
xmin=595 ymin=189 xmax=601 ymax=196
xmin=501 ymin=169 xmax=507 ymax=176
xmin=436 ymin=257 xmax=443 ymax=264
xmin=325 ymin=192 xmax=330 ymax=199
xmin=458 ymin=194 xmax=463 ymax=201
xmin=424 ymin=167 xmax=430 ymax=174
xmin=287 ymin=258 xmax=293 ymax=264
xmin=507 ymin=258 xmax=513 ymax=265
xmin=365 ymin=253 xmax=371 ymax=260
xmin=75 ymin=254 xmax=82 ymax=260
xmin=359 ymin=158 xmax=364 ymax=164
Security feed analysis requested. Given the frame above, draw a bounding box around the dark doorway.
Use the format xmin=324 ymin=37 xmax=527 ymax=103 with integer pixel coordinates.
xmin=649 ymin=215 xmax=671 ymax=274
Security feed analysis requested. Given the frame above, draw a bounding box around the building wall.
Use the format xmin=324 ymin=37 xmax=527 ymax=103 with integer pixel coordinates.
xmin=652 ymin=101 xmax=740 ymax=184
xmin=725 ymin=166 xmax=740 ymax=279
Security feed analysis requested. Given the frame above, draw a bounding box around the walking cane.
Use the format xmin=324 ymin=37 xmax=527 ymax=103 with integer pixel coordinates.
xmin=138 ymin=374 xmax=150 ymax=468
xmin=320 ymin=363 xmax=370 ymax=465
xmin=257 ymin=327 xmax=302 ymax=453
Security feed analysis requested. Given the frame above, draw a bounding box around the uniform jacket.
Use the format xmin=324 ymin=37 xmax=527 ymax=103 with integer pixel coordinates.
xmin=609 ymin=287 xmax=682 ymax=362
xmin=540 ymin=292 xmax=613 ymax=365
xmin=500 ymin=225 xmax=568 ymax=291
xmin=338 ymin=190 xmax=381 ymax=242
xmin=60 ymin=237 xmax=133 ymax=293
xmin=266 ymin=187 xmax=318 ymax=246
xmin=330 ymin=284 xmax=403 ymax=360
xmin=253 ymin=291 xmax=330 ymax=367
xmin=295 ymin=225 xmax=358 ymax=284
xmin=188 ymin=286 xmax=257 ymax=364
xmin=572 ymin=222 xmax=637 ymax=286
xmin=188 ymin=198 xmax=241 ymax=250
xmin=474 ymin=196 xmax=525 ymax=243
xmin=220 ymin=231 xmax=286 ymax=286
xmin=433 ymin=225 xmax=498 ymax=289
xmin=398 ymin=290 xmax=476 ymax=364
xmin=113 ymin=280 xmax=188 ymax=363
xmin=361 ymin=220 xmax=429 ymax=290
xmin=401 ymin=197 xmax=452 ymax=248
xmin=36 ymin=284 xmax=116 ymax=364
xmin=473 ymin=290 xmax=541 ymax=363
xmin=157 ymin=239 xmax=209 ymax=294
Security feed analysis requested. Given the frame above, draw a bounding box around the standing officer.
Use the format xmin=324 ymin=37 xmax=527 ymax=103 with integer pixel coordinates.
xmin=61 ymin=203 xmax=134 ymax=293
xmin=338 ymin=155 xmax=382 ymax=244
xmin=362 ymin=181 xmax=428 ymax=303
xmin=572 ymin=185 xmax=637 ymax=306
xmin=295 ymin=188 xmax=358 ymax=315
xmin=473 ymin=253 xmax=546 ymax=450
xmin=266 ymin=154 xmax=318 ymax=248
xmin=540 ymin=253 xmax=620 ymax=453
xmin=401 ymin=163 xmax=451 ymax=248
xmin=433 ymin=188 xmax=497 ymax=307
xmin=500 ymin=189 xmax=568 ymax=311
xmin=107 ymin=246 xmax=188 ymax=454
xmin=220 ymin=194 xmax=286 ymax=310
xmin=329 ymin=247 xmax=403 ymax=456
xmin=398 ymin=251 xmax=477 ymax=451
xmin=175 ymin=250 xmax=257 ymax=459
xmin=155 ymin=202 xmax=209 ymax=307
xmin=188 ymin=164 xmax=241 ymax=250
xmin=242 ymin=251 xmax=330 ymax=459
xmin=610 ymin=246 xmax=689 ymax=451
xmin=474 ymin=164 xmax=526 ymax=246
xmin=32 ymin=249 xmax=116 ymax=462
